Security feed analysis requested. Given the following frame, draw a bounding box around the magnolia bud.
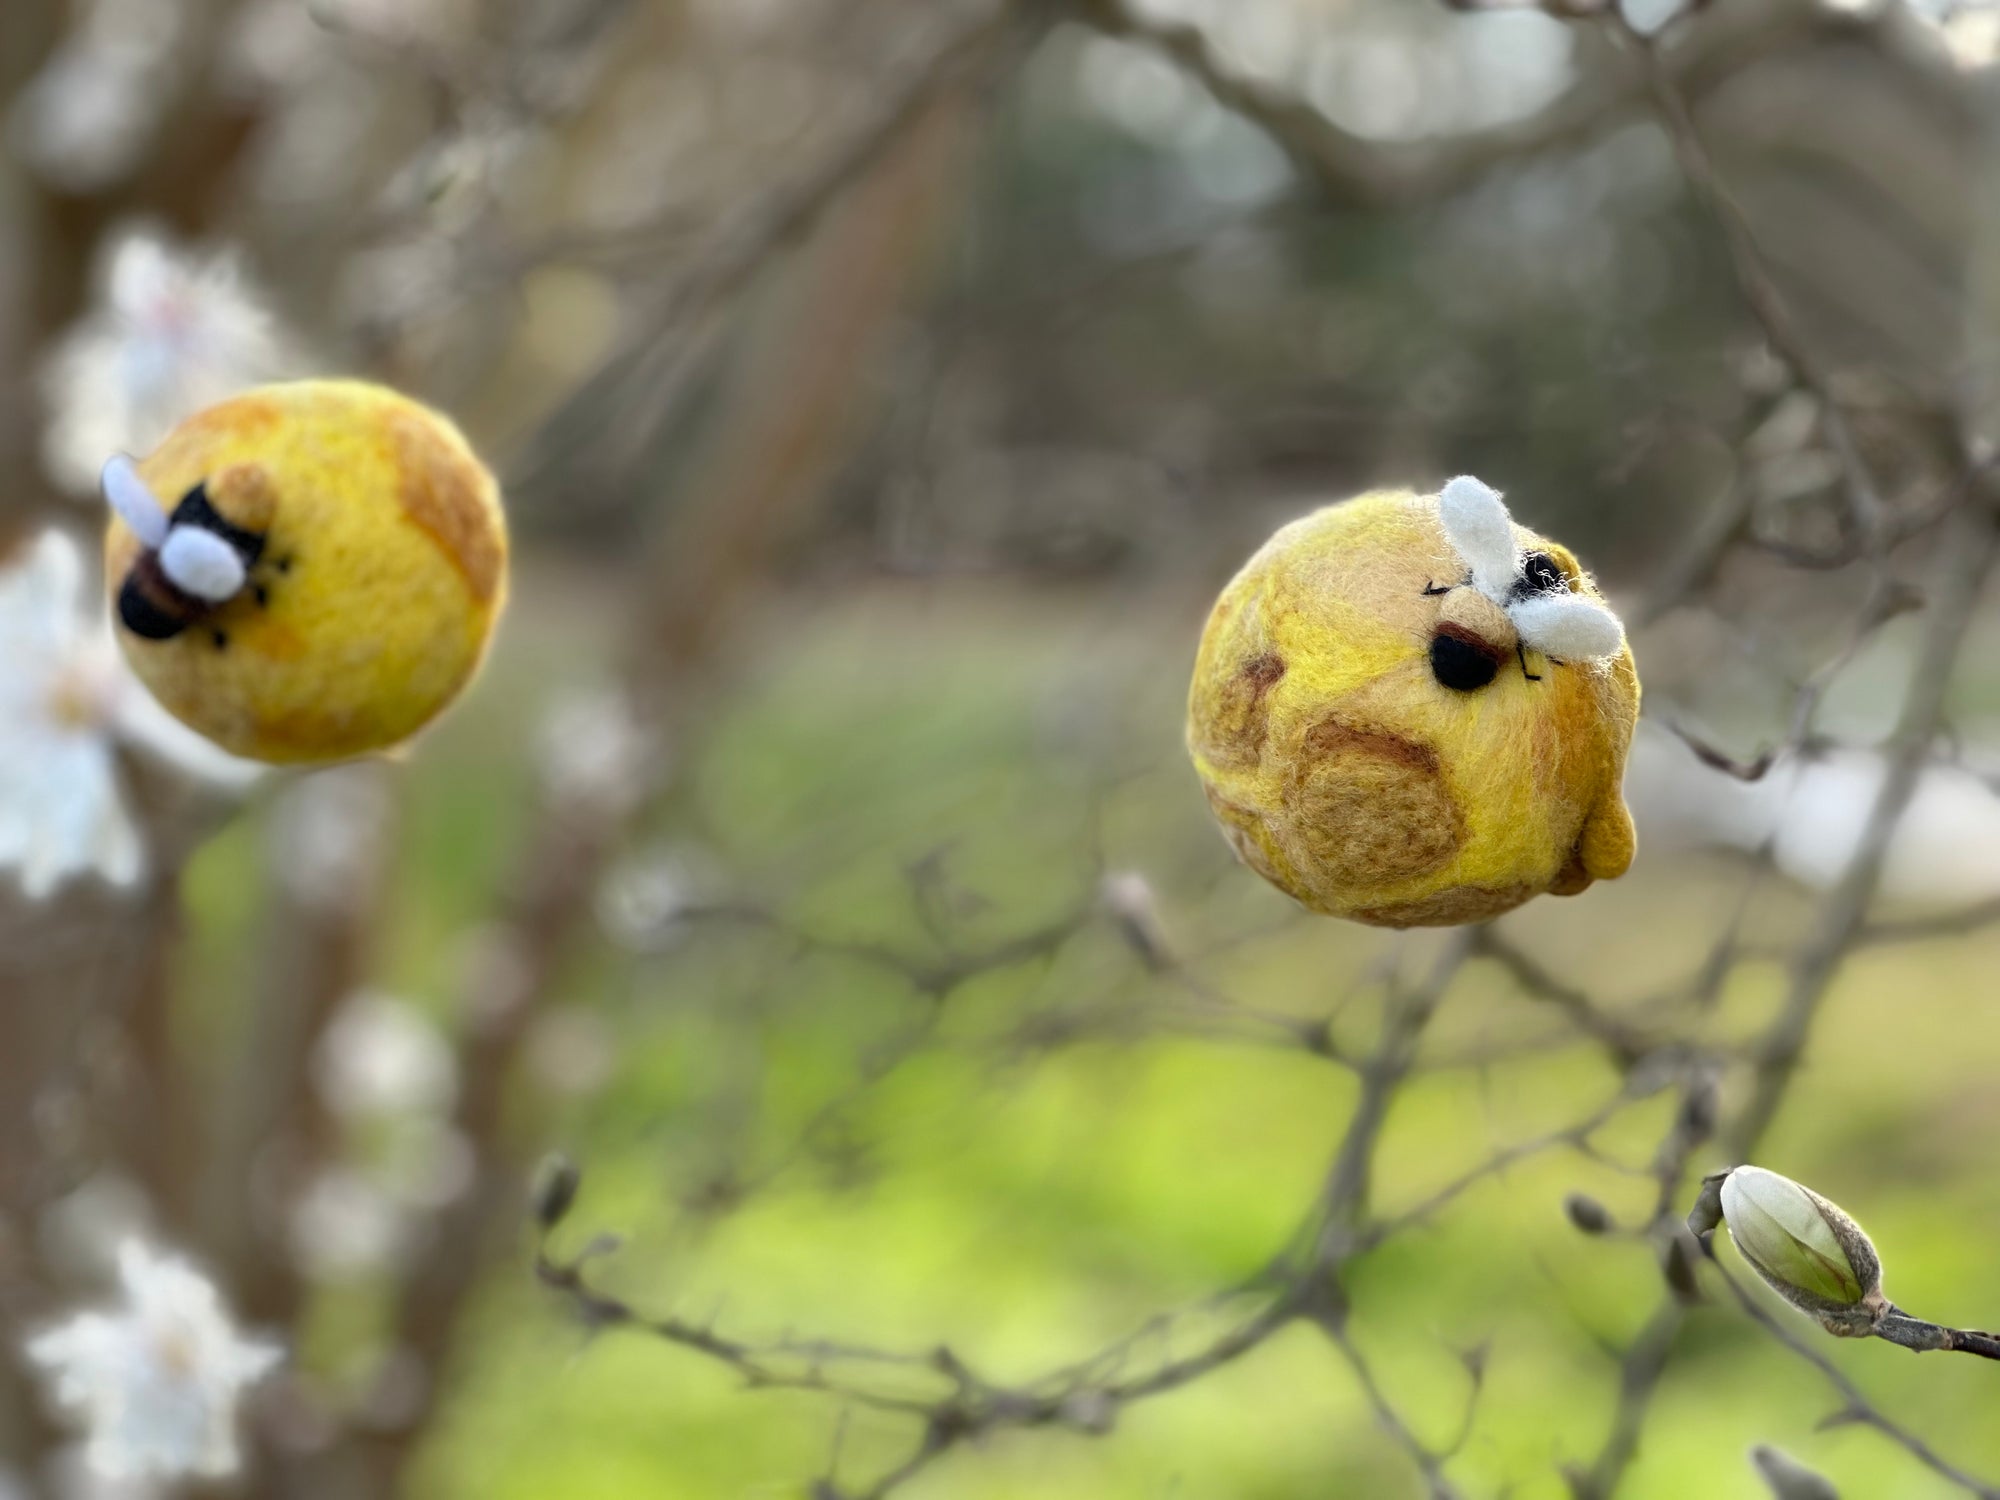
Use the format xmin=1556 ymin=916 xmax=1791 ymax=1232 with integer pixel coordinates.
xmin=1098 ymin=871 xmax=1171 ymax=972
xmin=1749 ymin=1443 xmax=1840 ymax=1500
xmin=1719 ymin=1166 xmax=1883 ymax=1331
xmin=1661 ymin=1233 xmax=1703 ymax=1306
xmin=531 ymin=1153 xmax=582 ymax=1230
xmin=1564 ymin=1192 xmax=1614 ymax=1236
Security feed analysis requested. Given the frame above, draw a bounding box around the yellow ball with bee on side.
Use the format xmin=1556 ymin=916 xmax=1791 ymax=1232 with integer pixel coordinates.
xmin=1187 ymin=476 xmax=1640 ymax=928
xmin=101 ymin=379 xmax=508 ymax=765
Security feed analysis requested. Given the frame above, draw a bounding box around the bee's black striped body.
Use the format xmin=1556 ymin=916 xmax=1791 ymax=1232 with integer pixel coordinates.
xmin=115 ymin=482 xmax=269 ymax=642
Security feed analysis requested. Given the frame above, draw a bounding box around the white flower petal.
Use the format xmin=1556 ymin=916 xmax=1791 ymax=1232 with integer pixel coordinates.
xmin=26 ymin=1242 xmax=279 ymax=1484
xmin=0 ymin=527 xmax=266 ymax=899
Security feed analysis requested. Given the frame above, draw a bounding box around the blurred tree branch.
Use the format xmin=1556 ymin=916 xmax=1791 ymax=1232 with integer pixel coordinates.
xmin=330 ymin=12 xmax=1021 ymax=1496
xmin=1071 ymin=0 xmax=1874 ymax=212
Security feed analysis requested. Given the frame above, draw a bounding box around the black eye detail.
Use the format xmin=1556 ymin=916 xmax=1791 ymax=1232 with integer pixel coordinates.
xmin=1430 ymin=630 xmax=1500 ymax=692
xmin=1514 ymin=551 xmax=1565 ymax=599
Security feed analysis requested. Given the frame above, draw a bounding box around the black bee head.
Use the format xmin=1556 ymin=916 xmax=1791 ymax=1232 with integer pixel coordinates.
xmin=1512 ymin=550 xmax=1566 ymax=600
xmin=171 ymin=483 xmax=267 ymax=566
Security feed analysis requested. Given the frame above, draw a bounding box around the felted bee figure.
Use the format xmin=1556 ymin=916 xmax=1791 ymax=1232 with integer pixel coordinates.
xmin=1187 ymin=476 xmax=1638 ymax=927
xmin=102 ymin=380 xmax=508 ymax=765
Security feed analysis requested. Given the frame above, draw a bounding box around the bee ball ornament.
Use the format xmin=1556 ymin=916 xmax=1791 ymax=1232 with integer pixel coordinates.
xmin=1187 ymin=477 xmax=1639 ymax=927
xmin=102 ymin=380 xmax=508 ymax=764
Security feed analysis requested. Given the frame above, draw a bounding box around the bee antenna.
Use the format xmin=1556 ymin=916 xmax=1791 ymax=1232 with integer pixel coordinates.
xmin=101 ymin=455 xmax=170 ymax=551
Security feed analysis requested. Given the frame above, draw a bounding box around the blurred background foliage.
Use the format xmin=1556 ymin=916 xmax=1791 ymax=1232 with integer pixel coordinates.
xmin=6 ymin=0 xmax=2000 ymax=1497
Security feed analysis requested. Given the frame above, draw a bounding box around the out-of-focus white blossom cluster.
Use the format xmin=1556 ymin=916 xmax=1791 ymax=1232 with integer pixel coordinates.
xmin=1904 ymin=0 xmax=2000 ymax=70
xmin=538 ymin=685 xmax=659 ymax=820
xmin=296 ymin=991 xmax=468 ymax=1279
xmin=26 ymin=1241 xmax=280 ymax=1483
xmin=40 ymin=227 xmax=304 ymax=499
xmin=267 ymin=765 xmax=399 ymax=915
xmin=596 ymin=840 xmax=732 ymax=954
xmin=10 ymin=0 xmax=187 ymax=192
xmin=1077 ymin=0 xmax=1574 ymax=148
xmin=1627 ymin=721 xmax=2000 ymax=907
xmin=0 ymin=532 xmax=258 ymax=902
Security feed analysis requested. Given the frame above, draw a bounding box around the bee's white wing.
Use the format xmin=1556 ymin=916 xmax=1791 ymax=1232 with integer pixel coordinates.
xmin=160 ymin=527 xmax=247 ymax=602
xmin=1437 ymin=475 xmax=1517 ymax=603
xmin=1509 ymin=592 xmax=1625 ymax=662
xmin=101 ymin=455 xmax=170 ymax=550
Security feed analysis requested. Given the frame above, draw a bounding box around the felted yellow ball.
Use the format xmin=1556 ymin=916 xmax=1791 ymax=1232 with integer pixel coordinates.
xmin=1187 ymin=477 xmax=1639 ymax=928
xmin=101 ymin=379 xmax=507 ymax=765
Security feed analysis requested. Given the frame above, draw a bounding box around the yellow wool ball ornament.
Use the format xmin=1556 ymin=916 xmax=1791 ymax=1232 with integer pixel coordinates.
xmin=100 ymin=380 xmax=507 ymax=764
xmin=1188 ymin=477 xmax=1638 ymax=927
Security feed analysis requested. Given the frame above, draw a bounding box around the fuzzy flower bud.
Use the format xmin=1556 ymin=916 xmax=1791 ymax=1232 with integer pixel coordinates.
xmin=1718 ymin=1166 xmax=1883 ymax=1331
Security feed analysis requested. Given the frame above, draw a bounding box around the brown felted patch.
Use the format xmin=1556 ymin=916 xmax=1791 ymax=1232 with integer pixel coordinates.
xmin=1197 ymin=652 xmax=1286 ymax=768
xmin=1286 ymin=719 xmax=1463 ymax=887
xmin=390 ymin=413 xmax=503 ymax=603
xmin=1548 ymin=844 xmax=1593 ymax=897
xmin=1201 ymin=784 xmax=1284 ymax=885
xmin=1354 ymin=882 xmax=1534 ymax=929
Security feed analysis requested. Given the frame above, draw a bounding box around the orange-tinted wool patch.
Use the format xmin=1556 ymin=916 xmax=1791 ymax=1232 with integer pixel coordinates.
xmin=210 ymin=463 xmax=277 ymax=534
xmin=389 ymin=412 xmax=504 ymax=603
xmin=245 ymin=616 xmax=309 ymax=663
xmin=180 ymin=396 xmax=284 ymax=444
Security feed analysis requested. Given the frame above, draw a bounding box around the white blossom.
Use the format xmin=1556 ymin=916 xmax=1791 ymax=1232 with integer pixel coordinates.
xmin=26 ymin=1242 xmax=281 ymax=1483
xmin=313 ymin=991 xmax=458 ymax=1120
xmin=595 ymin=846 xmax=707 ymax=950
xmin=537 ymin=686 xmax=658 ymax=819
xmin=0 ymin=532 xmax=258 ymax=900
xmin=268 ymin=766 xmax=397 ymax=913
xmin=526 ymin=1008 xmax=616 ymax=1097
xmin=1626 ymin=724 xmax=2000 ymax=906
xmin=287 ymin=1170 xmax=407 ymax=1279
xmin=9 ymin=0 xmax=186 ymax=192
xmin=40 ymin=226 xmax=302 ymax=497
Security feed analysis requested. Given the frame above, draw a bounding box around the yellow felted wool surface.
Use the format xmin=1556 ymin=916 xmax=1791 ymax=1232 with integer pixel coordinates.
xmin=1187 ymin=489 xmax=1638 ymax=927
xmin=106 ymin=380 xmax=507 ymax=764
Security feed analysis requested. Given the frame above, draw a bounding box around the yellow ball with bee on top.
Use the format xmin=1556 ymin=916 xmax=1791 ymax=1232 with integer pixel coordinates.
xmin=1187 ymin=476 xmax=1640 ymax=927
xmin=101 ymin=379 xmax=508 ymax=765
